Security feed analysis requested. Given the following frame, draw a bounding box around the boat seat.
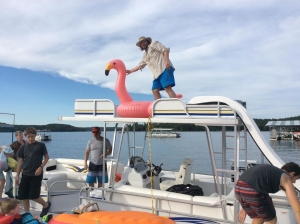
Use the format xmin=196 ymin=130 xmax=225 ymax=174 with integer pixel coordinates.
xmin=160 ymin=158 xmax=192 ymax=191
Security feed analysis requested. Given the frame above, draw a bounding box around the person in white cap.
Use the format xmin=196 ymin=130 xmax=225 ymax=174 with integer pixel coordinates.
xmin=126 ymin=36 xmax=177 ymax=100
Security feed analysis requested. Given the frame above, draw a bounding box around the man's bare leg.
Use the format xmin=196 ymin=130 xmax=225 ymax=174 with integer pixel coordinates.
xmin=252 ymin=217 xmax=265 ymax=224
xmin=89 ymin=183 xmax=95 ymax=187
xmin=152 ymin=89 xmax=161 ymax=100
xmin=0 ymin=179 xmax=4 ymax=204
xmin=23 ymin=199 xmax=30 ymax=212
xmin=164 ymin=86 xmax=177 ymax=98
xmin=32 ymin=197 xmax=48 ymax=208
xmin=265 ymin=217 xmax=277 ymax=224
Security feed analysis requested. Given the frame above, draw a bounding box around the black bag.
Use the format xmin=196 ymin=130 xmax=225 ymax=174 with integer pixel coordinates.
xmin=166 ymin=184 xmax=204 ymax=196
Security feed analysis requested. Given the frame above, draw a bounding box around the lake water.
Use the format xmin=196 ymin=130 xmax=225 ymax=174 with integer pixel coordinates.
xmin=1 ymin=131 xmax=300 ymax=175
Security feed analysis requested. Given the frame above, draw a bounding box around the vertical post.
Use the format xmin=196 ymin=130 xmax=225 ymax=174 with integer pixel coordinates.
xmin=221 ymin=126 xmax=226 ymax=195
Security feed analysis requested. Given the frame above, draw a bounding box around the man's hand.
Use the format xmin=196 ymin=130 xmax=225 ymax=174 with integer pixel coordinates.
xmin=126 ymin=70 xmax=131 ymax=75
xmin=35 ymin=166 xmax=43 ymax=176
xmin=237 ymin=208 xmax=246 ymax=224
xmin=84 ymin=163 xmax=88 ymax=170
xmin=15 ymin=176 xmax=19 ymax=186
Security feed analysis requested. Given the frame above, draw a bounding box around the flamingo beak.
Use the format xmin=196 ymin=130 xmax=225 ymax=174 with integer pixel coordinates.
xmin=105 ymin=62 xmax=113 ymax=76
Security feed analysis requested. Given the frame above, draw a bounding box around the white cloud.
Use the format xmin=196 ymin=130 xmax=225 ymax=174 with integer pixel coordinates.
xmin=0 ymin=0 xmax=300 ymax=119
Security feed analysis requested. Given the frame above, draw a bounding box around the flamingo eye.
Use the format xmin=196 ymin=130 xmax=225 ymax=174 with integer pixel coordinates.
xmin=113 ymin=62 xmax=116 ymax=65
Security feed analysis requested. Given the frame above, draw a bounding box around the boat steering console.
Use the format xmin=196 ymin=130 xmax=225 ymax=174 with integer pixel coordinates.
xmin=146 ymin=163 xmax=163 ymax=176
xmin=126 ymin=156 xmax=163 ymax=189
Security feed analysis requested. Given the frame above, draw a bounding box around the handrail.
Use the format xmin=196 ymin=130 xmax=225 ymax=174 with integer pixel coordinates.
xmin=47 ymin=180 xmax=87 ymax=201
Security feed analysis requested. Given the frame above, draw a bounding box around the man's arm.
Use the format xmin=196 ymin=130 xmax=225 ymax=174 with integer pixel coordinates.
xmin=35 ymin=153 xmax=49 ymax=176
xmin=126 ymin=64 xmax=146 ymax=74
xmin=15 ymin=158 xmax=23 ymax=185
xmin=106 ymin=147 xmax=112 ymax=156
xmin=163 ymin=50 xmax=170 ymax=69
xmin=84 ymin=149 xmax=90 ymax=170
xmin=41 ymin=153 xmax=49 ymax=167
xmin=100 ymin=146 xmax=112 ymax=159
xmin=281 ymin=175 xmax=300 ymax=223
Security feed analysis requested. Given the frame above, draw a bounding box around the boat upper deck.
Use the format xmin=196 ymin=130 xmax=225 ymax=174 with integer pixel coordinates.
xmin=59 ymin=96 xmax=245 ymax=127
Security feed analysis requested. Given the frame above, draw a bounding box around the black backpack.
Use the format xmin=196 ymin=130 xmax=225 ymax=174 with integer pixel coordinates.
xmin=166 ymin=184 xmax=204 ymax=196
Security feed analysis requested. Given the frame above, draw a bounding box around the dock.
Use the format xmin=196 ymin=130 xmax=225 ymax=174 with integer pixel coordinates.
xmin=266 ymin=120 xmax=300 ymax=140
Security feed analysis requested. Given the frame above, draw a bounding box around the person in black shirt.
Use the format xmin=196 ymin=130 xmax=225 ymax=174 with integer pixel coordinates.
xmin=235 ymin=162 xmax=300 ymax=224
xmin=15 ymin=127 xmax=51 ymax=217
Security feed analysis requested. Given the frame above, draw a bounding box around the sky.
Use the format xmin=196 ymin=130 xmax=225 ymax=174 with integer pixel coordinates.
xmin=0 ymin=0 xmax=299 ymax=127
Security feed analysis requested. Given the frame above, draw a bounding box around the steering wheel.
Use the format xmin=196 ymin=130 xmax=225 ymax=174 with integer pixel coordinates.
xmin=147 ymin=163 xmax=163 ymax=176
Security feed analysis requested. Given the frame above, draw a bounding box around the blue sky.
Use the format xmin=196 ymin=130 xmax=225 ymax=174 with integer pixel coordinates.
xmin=0 ymin=1 xmax=300 ymax=127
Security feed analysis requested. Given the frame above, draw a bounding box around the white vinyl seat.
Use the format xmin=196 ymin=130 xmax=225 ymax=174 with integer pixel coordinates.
xmin=160 ymin=158 xmax=192 ymax=191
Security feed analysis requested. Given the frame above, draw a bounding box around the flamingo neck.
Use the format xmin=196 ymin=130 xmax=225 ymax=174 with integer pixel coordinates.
xmin=116 ymin=69 xmax=133 ymax=104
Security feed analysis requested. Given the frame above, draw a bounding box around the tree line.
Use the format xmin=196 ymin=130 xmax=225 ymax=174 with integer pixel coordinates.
xmin=0 ymin=115 xmax=299 ymax=132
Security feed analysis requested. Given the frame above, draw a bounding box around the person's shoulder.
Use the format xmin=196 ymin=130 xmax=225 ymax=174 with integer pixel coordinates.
xmin=150 ymin=41 xmax=160 ymax=46
xmin=34 ymin=141 xmax=47 ymax=148
xmin=10 ymin=141 xmax=18 ymax=147
xmin=19 ymin=143 xmax=27 ymax=149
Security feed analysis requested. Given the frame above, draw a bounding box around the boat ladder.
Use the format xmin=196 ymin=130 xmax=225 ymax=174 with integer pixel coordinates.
xmin=204 ymin=119 xmax=248 ymax=223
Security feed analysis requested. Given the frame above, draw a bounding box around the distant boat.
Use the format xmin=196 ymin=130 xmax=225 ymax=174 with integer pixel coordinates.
xmin=35 ymin=129 xmax=52 ymax=141
xmin=149 ymin=128 xmax=181 ymax=138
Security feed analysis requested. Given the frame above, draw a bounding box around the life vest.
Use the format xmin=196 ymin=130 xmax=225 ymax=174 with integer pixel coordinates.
xmin=0 ymin=213 xmax=21 ymax=224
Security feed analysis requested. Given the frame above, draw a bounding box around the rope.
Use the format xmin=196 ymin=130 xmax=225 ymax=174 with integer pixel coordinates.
xmin=147 ymin=117 xmax=155 ymax=214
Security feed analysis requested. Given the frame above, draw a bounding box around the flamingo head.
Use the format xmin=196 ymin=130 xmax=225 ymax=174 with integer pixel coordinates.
xmin=105 ymin=59 xmax=126 ymax=76
xmin=104 ymin=59 xmax=133 ymax=104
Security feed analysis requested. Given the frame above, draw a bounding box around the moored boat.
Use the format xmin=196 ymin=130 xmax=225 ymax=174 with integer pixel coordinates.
xmin=149 ymin=128 xmax=181 ymax=138
xmin=6 ymin=60 xmax=298 ymax=223
xmin=49 ymin=59 xmax=299 ymax=223
xmin=294 ymin=130 xmax=300 ymax=141
xmin=35 ymin=129 xmax=52 ymax=141
xmin=54 ymin=95 xmax=300 ymax=224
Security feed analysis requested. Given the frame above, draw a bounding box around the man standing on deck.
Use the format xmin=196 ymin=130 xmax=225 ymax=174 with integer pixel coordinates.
xmin=126 ymin=36 xmax=178 ymax=100
xmin=84 ymin=127 xmax=112 ymax=188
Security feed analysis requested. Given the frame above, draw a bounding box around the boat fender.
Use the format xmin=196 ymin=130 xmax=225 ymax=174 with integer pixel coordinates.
xmin=115 ymin=173 xmax=122 ymax=182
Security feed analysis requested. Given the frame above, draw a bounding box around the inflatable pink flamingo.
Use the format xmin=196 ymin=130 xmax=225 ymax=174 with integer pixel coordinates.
xmin=105 ymin=59 xmax=153 ymax=118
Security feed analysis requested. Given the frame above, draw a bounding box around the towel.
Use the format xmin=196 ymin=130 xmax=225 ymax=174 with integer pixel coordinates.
xmin=2 ymin=146 xmax=14 ymax=198
xmin=5 ymin=169 xmax=13 ymax=198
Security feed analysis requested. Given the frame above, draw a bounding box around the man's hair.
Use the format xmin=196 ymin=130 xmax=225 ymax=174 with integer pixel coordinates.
xmin=139 ymin=40 xmax=151 ymax=51
xmin=281 ymin=162 xmax=300 ymax=175
xmin=24 ymin=127 xmax=37 ymax=136
xmin=92 ymin=126 xmax=101 ymax=133
xmin=14 ymin=131 xmax=23 ymax=137
xmin=0 ymin=198 xmax=20 ymax=214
